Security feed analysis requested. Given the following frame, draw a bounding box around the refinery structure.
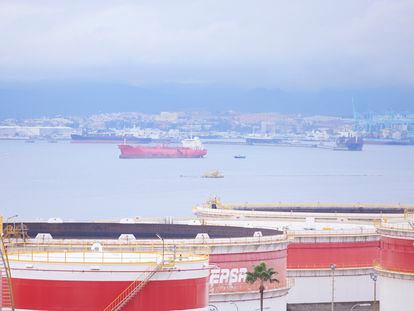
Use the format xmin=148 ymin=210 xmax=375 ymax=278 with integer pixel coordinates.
xmin=1 ymin=199 xmax=414 ymax=311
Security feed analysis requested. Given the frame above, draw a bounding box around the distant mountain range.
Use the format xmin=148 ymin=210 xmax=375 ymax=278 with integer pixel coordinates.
xmin=1 ymin=81 xmax=413 ymax=118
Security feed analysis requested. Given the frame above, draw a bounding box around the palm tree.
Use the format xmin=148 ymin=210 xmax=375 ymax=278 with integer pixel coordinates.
xmin=246 ymin=262 xmax=279 ymax=311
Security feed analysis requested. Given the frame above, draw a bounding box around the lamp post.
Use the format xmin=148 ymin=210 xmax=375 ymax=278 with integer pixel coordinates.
xmin=370 ymin=273 xmax=378 ymax=311
xmin=156 ymin=234 xmax=164 ymax=265
xmin=350 ymin=303 xmax=371 ymax=310
xmin=330 ymin=263 xmax=336 ymax=311
xmin=6 ymin=214 xmax=18 ymax=225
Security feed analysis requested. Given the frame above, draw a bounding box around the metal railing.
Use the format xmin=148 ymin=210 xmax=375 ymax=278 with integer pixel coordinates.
xmin=287 ymin=228 xmax=377 ymax=237
xmin=202 ymin=201 xmax=414 ymax=210
xmin=374 ymin=264 xmax=414 ymax=275
xmin=287 ymin=262 xmax=375 ymax=270
xmin=5 ymin=234 xmax=288 ymax=253
xmin=5 ymin=241 xmax=209 ymax=265
xmin=378 ymin=222 xmax=414 ymax=231
xmin=1 ymin=233 xmax=15 ymax=311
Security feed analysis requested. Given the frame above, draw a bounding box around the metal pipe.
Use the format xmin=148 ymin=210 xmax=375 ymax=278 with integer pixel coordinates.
xmin=156 ymin=233 xmax=164 ymax=265
xmin=370 ymin=273 xmax=378 ymax=311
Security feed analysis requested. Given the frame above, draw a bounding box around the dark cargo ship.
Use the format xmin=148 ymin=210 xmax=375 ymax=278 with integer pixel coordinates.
xmin=335 ymin=135 xmax=364 ymax=151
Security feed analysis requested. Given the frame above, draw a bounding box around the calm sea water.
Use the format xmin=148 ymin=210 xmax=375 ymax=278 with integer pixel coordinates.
xmin=1 ymin=141 xmax=414 ymax=220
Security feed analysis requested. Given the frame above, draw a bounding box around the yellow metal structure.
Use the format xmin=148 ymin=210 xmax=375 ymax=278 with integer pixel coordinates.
xmin=3 ymin=223 xmax=29 ymax=241
xmin=1 ymin=216 xmax=15 ymax=311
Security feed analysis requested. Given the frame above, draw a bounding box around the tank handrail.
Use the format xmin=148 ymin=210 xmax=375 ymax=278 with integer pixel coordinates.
xmin=378 ymin=222 xmax=414 ymax=231
xmin=374 ymin=264 xmax=414 ymax=276
xmin=287 ymin=228 xmax=378 ymax=237
xmin=4 ymin=234 xmax=287 ymax=249
xmin=4 ymin=240 xmax=210 ymax=251
xmin=194 ymin=206 xmax=408 ymax=218
xmin=202 ymin=201 xmax=414 ymax=209
xmin=288 ymin=263 xmax=376 ymax=269
xmin=6 ymin=248 xmax=209 ymax=265
xmin=104 ymin=263 xmax=163 ymax=311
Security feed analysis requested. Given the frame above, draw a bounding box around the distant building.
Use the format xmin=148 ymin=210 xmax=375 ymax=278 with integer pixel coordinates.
xmin=0 ymin=126 xmax=73 ymax=139
xmin=260 ymin=121 xmax=277 ymax=135
xmin=156 ymin=112 xmax=179 ymax=122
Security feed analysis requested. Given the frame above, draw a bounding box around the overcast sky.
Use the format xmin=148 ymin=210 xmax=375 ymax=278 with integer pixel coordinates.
xmin=0 ymin=0 xmax=413 ymax=90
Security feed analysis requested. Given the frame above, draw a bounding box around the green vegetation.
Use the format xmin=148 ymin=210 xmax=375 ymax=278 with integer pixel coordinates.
xmin=246 ymin=262 xmax=279 ymax=311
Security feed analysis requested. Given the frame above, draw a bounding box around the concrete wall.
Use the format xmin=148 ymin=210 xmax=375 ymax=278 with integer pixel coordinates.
xmin=208 ymin=295 xmax=287 ymax=311
xmin=287 ymin=274 xmax=374 ymax=304
xmin=378 ymin=275 xmax=414 ymax=311
xmin=287 ymin=301 xmax=377 ymax=311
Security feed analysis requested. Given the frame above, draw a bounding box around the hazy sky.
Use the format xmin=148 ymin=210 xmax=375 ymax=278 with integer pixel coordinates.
xmin=1 ymin=0 xmax=414 ymax=90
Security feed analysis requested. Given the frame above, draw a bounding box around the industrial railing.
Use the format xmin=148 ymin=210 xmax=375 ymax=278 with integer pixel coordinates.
xmin=5 ymin=242 xmax=209 ymax=265
xmin=378 ymin=222 xmax=414 ymax=231
xmin=374 ymin=265 xmax=414 ymax=277
xmin=202 ymin=200 xmax=414 ymax=210
xmin=287 ymin=228 xmax=377 ymax=237
xmin=0 ymin=231 xmax=15 ymax=311
xmin=287 ymin=263 xmax=375 ymax=270
xmin=4 ymin=232 xmax=288 ymax=251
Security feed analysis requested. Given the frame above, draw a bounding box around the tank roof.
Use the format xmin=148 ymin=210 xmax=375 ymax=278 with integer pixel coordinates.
xmin=6 ymin=222 xmax=282 ymax=240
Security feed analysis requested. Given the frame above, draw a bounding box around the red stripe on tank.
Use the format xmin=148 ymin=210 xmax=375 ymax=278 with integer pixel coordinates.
xmin=287 ymin=241 xmax=380 ymax=269
xmin=11 ymin=277 xmax=209 ymax=311
xmin=380 ymin=236 xmax=414 ymax=273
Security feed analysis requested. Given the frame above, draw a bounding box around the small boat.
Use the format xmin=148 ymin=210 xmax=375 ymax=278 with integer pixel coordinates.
xmin=202 ymin=170 xmax=224 ymax=178
xmin=234 ymin=155 xmax=246 ymax=159
xmin=25 ymin=139 xmax=35 ymax=143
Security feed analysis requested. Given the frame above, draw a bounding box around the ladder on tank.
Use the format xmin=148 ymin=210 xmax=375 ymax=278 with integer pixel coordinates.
xmin=0 ymin=234 xmax=14 ymax=311
xmin=103 ymin=263 xmax=163 ymax=311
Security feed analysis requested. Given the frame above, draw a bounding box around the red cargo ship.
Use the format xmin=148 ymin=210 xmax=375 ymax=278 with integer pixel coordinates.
xmin=118 ymin=137 xmax=207 ymax=158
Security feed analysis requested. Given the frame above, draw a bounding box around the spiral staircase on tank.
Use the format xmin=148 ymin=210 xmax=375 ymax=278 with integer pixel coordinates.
xmin=103 ymin=263 xmax=164 ymax=311
xmin=0 ymin=222 xmax=15 ymax=311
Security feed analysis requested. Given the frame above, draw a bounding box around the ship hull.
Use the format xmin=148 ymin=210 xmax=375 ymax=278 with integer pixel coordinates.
xmin=335 ymin=136 xmax=364 ymax=151
xmin=118 ymin=144 xmax=207 ymax=159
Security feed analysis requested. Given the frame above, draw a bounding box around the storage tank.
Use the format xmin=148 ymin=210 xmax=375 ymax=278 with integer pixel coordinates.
xmin=377 ymin=222 xmax=414 ymax=311
xmin=2 ymin=220 xmax=290 ymax=311
xmin=286 ymin=228 xmax=379 ymax=309
xmin=6 ymin=243 xmax=210 ymax=311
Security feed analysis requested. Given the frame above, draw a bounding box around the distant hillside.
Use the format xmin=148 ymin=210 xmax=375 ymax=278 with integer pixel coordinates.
xmin=1 ymin=81 xmax=413 ymax=118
